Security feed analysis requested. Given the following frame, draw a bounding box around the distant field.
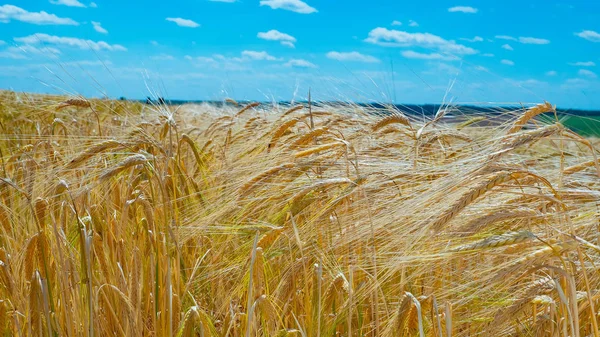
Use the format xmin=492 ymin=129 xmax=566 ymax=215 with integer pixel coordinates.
xmin=561 ymin=114 xmax=600 ymax=136
xmin=0 ymin=92 xmax=599 ymax=336
xmin=153 ymin=98 xmax=600 ymax=137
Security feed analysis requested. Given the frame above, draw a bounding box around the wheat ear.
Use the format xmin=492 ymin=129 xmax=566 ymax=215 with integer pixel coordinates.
xmin=269 ymin=118 xmax=300 ymax=150
xmin=236 ymin=102 xmax=260 ymax=117
xmin=99 ymin=154 xmax=147 ymax=181
xmin=289 ymin=177 xmax=353 ymax=207
xmin=293 ymin=142 xmax=345 ymax=158
xmin=323 ymin=272 xmax=349 ymax=311
xmin=66 ymin=139 xmax=122 ymax=169
xmin=289 ymin=127 xmax=329 ymax=149
xmin=489 ymin=124 xmax=563 ymax=162
xmin=564 ymin=159 xmax=600 ymax=175
xmin=448 ymin=231 xmax=536 ymax=252
xmin=372 ymin=113 xmax=411 ymax=131
xmin=282 ymin=105 xmax=304 ymax=117
xmin=179 ymin=134 xmax=208 ymax=169
xmin=225 ymin=98 xmax=239 ymax=106
xmin=238 ymin=163 xmax=296 ymax=197
xmin=507 ymin=102 xmax=555 ymax=134
xmin=56 ymin=98 xmax=91 ymax=110
xmin=458 ymin=207 xmax=539 ymax=235
xmin=257 ymin=227 xmax=284 ymax=250
xmin=457 ymin=116 xmax=486 ymax=130
xmin=430 ymin=171 xmax=523 ymax=231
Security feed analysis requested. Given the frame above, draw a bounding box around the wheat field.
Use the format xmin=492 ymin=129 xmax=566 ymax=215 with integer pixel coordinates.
xmin=0 ymin=90 xmax=599 ymax=336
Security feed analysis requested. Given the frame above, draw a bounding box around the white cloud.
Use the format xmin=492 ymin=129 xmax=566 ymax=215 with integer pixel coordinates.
xmin=364 ymin=28 xmax=477 ymax=55
xmin=15 ymin=33 xmax=127 ymax=51
xmin=0 ymin=45 xmax=61 ymax=59
xmin=151 ymin=54 xmax=175 ymax=61
xmin=0 ymin=40 xmax=5 ymax=45
xmin=501 ymin=44 xmax=513 ymax=51
xmin=579 ymin=69 xmax=597 ymax=78
xmin=185 ymin=55 xmax=216 ymax=63
xmin=448 ymin=6 xmax=478 ymax=13
xmin=545 ymin=70 xmax=557 ymax=76
xmin=391 ymin=20 xmax=402 ymax=26
xmin=186 ymin=54 xmax=248 ymax=71
xmin=259 ymin=0 xmax=317 ymax=14
xmin=408 ymin=20 xmax=418 ymax=27
xmin=495 ymin=35 xmax=549 ymax=44
xmin=326 ymin=51 xmax=380 ymax=63
xmin=519 ymin=36 xmax=550 ymax=44
xmin=151 ymin=40 xmax=159 ymax=46
xmin=186 ymin=51 xmax=280 ymax=71
xmin=166 ymin=17 xmax=200 ymax=28
xmin=18 ymin=45 xmax=61 ymax=55
xmin=63 ymin=60 xmax=112 ymax=66
xmin=257 ymin=29 xmax=296 ymax=48
xmin=0 ymin=50 xmax=27 ymax=59
xmin=518 ymin=79 xmax=548 ymax=86
xmin=241 ymin=50 xmax=278 ymax=61
xmin=575 ymin=30 xmax=600 ymax=42
xmin=569 ymin=61 xmax=595 ymax=67
xmin=160 ymin=72 xmax=207 ymax=81
xmin=91 ymin=21 xmax=107 ymax=34
xmin=50 ymin=0 xmax=86 ymax=7
xmin=185 ymin=55 xmax=225 ymax=68
xmin=460 ymin=36 xmax=483 ymax=42
xmin=422 ymin=62 xmax=461 ymax=75
xmin=501 ymin=59 xmax=514 ymax=65
xmin=0 ymin=4 xmax=78 ymax=25
xmin=482 ymin=53 xmax=494 ymax=57
xmin=285 ymin=59 xmax=317 ymax=68
xmin=561 ymin=78 xmax=590 ymax=90
xmin=495 ymin=35 xmax=516 ymax=41
xmin=89 ymin=2 xmax=97 ymax=7
xmin=401 ymin=50 xmax=459 ymax=60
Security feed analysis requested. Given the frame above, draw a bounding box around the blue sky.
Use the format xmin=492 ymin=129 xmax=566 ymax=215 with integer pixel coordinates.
xmin=1 ymin=1 xmax=600 ymax=108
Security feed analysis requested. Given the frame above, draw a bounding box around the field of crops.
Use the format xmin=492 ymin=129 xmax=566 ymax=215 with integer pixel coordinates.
xmin=0 ymin=90 xmax=599 ymax=336
xmin=561 ymin=115 xmax=600 ymax=137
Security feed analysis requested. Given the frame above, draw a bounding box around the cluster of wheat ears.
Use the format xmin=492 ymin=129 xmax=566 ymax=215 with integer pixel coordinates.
xmin=0 ymin=90 xmax=599 ymax=336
